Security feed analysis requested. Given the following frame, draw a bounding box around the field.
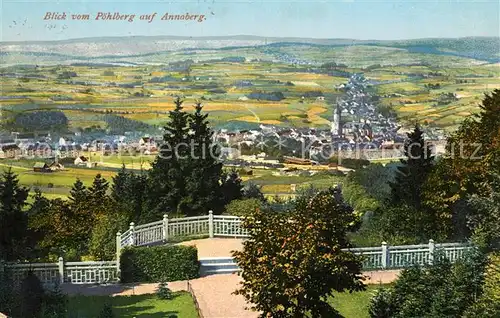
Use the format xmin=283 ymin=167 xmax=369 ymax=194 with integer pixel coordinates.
xmin=1 ymin=42 xmax=498 ymax=133
xmin=0 ymin=156 xmax=346 ymax=200
xmin=68 ymin=292 xmax=198 ymax=318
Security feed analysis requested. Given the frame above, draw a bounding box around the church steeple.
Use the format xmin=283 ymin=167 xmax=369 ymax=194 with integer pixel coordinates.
xmin=331 ymin=99 xmax=342 ymax=137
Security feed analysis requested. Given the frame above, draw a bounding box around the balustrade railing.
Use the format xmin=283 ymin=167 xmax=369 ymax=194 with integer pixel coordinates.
xmin=2 ymin=257 xmax=119 ymax=286
xmin=3 ymin=214 xmax=473 ymax=286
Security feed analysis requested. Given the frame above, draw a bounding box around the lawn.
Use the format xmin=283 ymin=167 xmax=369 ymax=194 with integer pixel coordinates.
xmin=331 ymin=285 xmax=382 ymax=318
xmin=67 ymin=292 xmax=199 ymax=318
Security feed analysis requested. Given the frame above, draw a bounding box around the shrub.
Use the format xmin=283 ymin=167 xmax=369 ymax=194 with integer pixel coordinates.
xmin=120 ymin=245 xmax=199 ymax=283
xmin=224 ymin=198 xmax=262 ymax=217
xmin=42 ymin=283 xmax=67 ymax=318
xmin=369 ymin=249 xmax=488 ymax=318
xmin=98 ymin=303 xmax=114 ymax=318
xmin=156 ymin=281 xmax=173 ymax=300
xmin=19 ymin=271 xmax=44 ymax=318
xmin=369 ymin=288 xmax=395 ymax=318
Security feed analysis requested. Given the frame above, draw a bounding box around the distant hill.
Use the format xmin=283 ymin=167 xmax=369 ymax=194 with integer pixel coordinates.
xmin=1 ymin=36 xmax=498 ymax=65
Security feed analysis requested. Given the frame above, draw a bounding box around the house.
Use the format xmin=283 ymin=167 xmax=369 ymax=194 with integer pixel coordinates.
xmin=26 ymin=142 xmax=54 ymax=158
xmin=33 ymin=162 xmax=50 ymax=173
xmin=220 ymin=147 xmax=241 ymax=160
xmin=59 ymin=145 xmax=82 ymax=158
xmin=0 ymin=144 xmax=21 ymax=159
xmin=283 ymin=156 xmax=313 ymax=165
xmin=49 ymin=161 xmax=64 ymax=171
xmin=74 ymin=156 xmax=89 ymax=166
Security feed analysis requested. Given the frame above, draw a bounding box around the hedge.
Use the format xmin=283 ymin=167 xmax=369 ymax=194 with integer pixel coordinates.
xmin=120 ymin=245 xmax=200 ymax=283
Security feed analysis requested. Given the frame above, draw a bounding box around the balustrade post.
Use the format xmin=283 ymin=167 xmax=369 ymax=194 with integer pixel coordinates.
xmin=381 ymin=242 xmax=389 ymax=269
xmin=163 ymin=214 xmax=169 ymax=242
xmin=58 ymin=257 xmax=64 ymax=284
xmin=208 ymin=210 xmax=214 ymax=238
xmin=129 ymin=222 xmax=136 ymax=246
xmin=428 ymin=239 xmax=435 ymax=265
xmin=116 ymin=232 xmax=121 ymax=278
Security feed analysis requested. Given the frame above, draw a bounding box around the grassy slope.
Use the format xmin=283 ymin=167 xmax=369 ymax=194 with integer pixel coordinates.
xmin=67 ymin=292 xmax=198 ymax=318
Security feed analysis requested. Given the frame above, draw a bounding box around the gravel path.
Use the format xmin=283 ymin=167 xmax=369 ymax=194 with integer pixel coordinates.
xmin=178 ymin=238 xmax=244 ymax=258
xmin=189 ymin=274 xmax=259 ymax=318
xmin=62 ymin=239 xmax=400 ymax=317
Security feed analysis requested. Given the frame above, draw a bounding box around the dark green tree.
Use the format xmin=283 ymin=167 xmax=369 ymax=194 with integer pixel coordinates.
xmin=19 ymin=271 xmax=44 ymax=318
xmin=148 ymin=97 xmax=190 ymax=218
xmin=390 ymin=124 xmax=434 ymax=210
xmin=149 ymin=99 xmax=228 ymax=217
xmin=112 ymin=166 xmax=148 ymax=223
xmin=243 ymin=182 xmax=265 ymax=202
xmin=26 ymin=189 xmax=51 ymax=260
xmin=220 ymin=169 xmax=243 ymax=206
xmin=182 ymin=102 xmax=224 ymax=215
xmin=42 ymin=283 xmax=67 ymax=318
xmin=0 ymin=167 xmax=30 ymax=261
xmin=369 ymin=248 xmax=487 ymax=318
xmin=89 ymin=173 xmax=109 ymax=204
xmin=467 ymin=173 xmax=500 ymax=250
xmin=68 ymin=178 xmax=88 ymax=204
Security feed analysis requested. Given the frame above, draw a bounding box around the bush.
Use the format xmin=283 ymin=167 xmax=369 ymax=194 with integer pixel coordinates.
xmin=19 ymin=271 xmax=44 ymax=318
xmin=42 ymin=283 xmax=67 ymax=318
xmin=156 ymin=281 xmax=173 ymax=300
xmin=369 ymin=288 xmax=395 ymax=318
xmin=224 ymin=198 xmax=262 ymax=217
xmin=98 ymin=303 xmax=114 ymax=318
xmin=330 ymin=157 xmax=370 ymax=169
xmin=120 ymin=245 xmax=199 ymax=283
xmin=369 ymin=249 xmax=488 ymax=318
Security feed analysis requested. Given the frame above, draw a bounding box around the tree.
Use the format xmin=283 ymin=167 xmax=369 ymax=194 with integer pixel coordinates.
xmin=243 ymin=182 xmax=265 ymax=202
xmin=369 ymin=248 xmax=487 ymax=318
xmin=464 ymin=253 xmax=500 ymax=317
xmin=18 ymin=271 xmax=44 ymax=318
xmin=233 ymin=187 xmax=365 ymax=317
xmin=42 ymin=283 xmax=67 ymax=318
xmin=467 ymin=173 xmax=500 ymax=250
xmin=224 ymin=198 xmax=261 ymax=217
xmin=220 ymin=169 xmax=244 ymax=206
xmin=26 ymin=189 xmax=51 ymax=260
xmin=30 ymin=199 xmax=84 ymax=259
xmin=148 ymin=97 xmax=190 ymax=218
xmin=112 ymin=166 xmax=148 ymax=223
xmin=88 ymin=205 xmax=128 ymax=260
xmin=0 ymin=167 xmax=29 ymax=261
xmin=390 ymin=124 xmax=434 ymax=210
xmin=423 ymin=90 xmax=500 ymax=240
xmin=182 ymin=102 xmax=224 ymax=215
xmin=148 ymin=99 xmax=228 ymax=217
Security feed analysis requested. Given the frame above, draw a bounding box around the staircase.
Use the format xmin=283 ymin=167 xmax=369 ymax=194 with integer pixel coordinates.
xmin=199 ymin=257 xmax=241 ymax=276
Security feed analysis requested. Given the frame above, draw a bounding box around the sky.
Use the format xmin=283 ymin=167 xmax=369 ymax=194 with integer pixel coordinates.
xmin=1 ymin=0 xmax=499 ymax=42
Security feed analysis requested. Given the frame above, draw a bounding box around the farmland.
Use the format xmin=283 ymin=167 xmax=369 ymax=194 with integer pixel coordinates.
xmin=1 ymin=39 xmax=498 ymax=134
xmin=1 ymin=37 xmax=499 ymax=198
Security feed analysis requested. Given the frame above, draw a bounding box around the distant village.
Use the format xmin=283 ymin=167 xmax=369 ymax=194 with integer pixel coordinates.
xmin=0 ymin=74 xmax=447 ymax=171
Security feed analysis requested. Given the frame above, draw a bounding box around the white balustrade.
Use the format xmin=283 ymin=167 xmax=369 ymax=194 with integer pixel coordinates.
xmin=4 ymin=259 xmax=118 ymax=285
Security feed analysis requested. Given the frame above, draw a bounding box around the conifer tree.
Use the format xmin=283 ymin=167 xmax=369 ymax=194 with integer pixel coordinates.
xmin=0 ymin=167 xmax=29 ymax=261
xmin=148 ymin=97 xmax=189 ymax=217
xmin=183 ymin=102 xmax=224 ymax=215
xmin=390 ymin=124 xmax=434 ymax=210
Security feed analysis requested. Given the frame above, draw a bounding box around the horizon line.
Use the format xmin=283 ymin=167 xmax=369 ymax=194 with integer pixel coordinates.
xmin=1 ymin=34 xmax=498 ymax=44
